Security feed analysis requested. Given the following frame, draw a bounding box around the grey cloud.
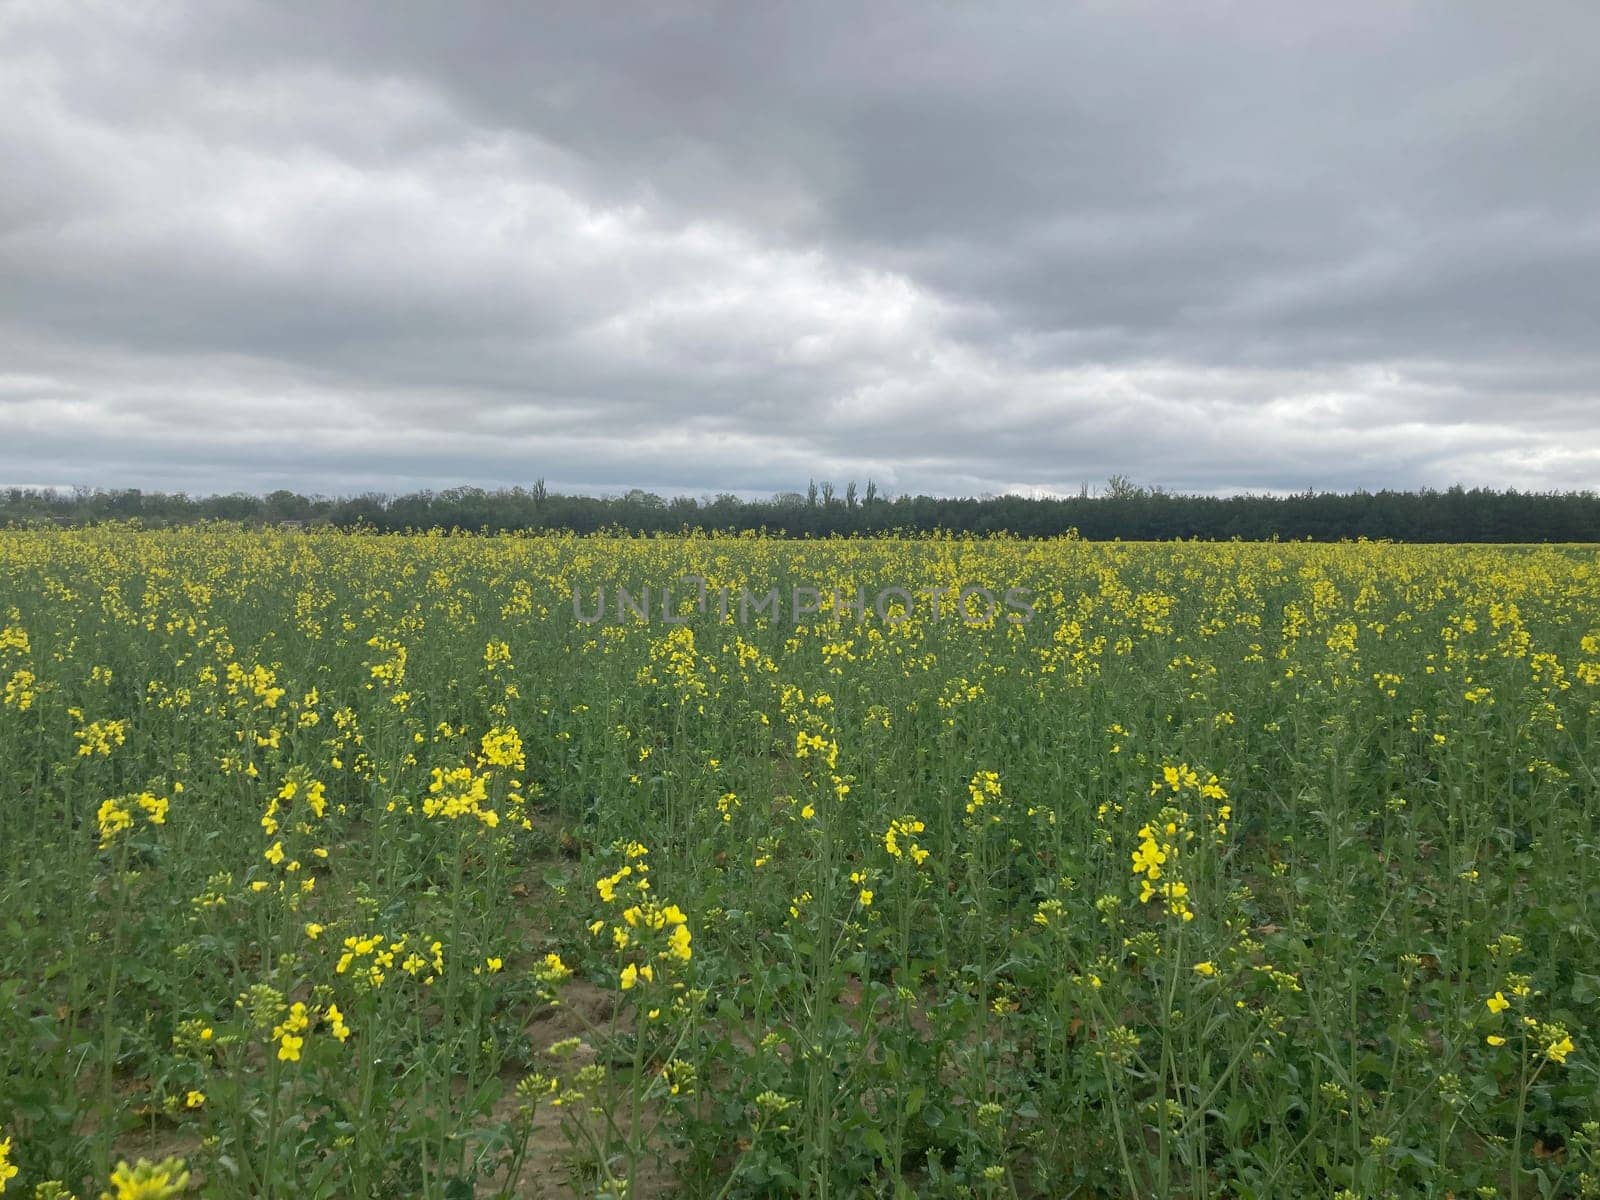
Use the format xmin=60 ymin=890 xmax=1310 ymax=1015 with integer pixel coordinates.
xmin=0 ymin=0 xmax=1597 ymax=498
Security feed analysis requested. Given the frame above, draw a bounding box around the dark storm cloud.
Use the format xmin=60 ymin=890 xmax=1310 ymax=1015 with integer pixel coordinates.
xmin=1 ymin=0 xmax=1597 ymax=497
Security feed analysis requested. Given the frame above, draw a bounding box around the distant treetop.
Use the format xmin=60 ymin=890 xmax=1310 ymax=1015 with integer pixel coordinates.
xmin=2 ymin=480 xmax=1597 ymax=542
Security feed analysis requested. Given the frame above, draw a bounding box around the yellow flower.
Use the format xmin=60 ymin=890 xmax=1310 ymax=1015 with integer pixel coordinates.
xmin=884 ymin=816 xmax=929 ymax=865
xmin=277 ymin=1034 xmax=304 ymax=1061
xmin=534 ymin=953 xmax=572 ymax=989
xmin=1193 ymin=961 xmax=1217 ymax=977
xmin=135 ymin=793 xmax=168 ymax=825
xmin=479 ymin=726 xmax=526 ymax=771
xmin=1486 ymin=1035 xmax=1507 ymax=1046
xmin=485 ymin=957 xmax=503 ymax=973
xmin=1486 ymin=992 xmax=1510 ymax=1014
xmin=596 ymin=867 xmax=631 ymax=904
xmin=0 ymin=1129 xmax=16 ymax=1193
xmin=304 ymin=922 xmax=324 ymax=940
xmin=2 ymin=668 xmax=36 ymax=712
xmin=97 ymin=798 xmax=134 ymax=847
xmin=667 ymin=923 xmax=692 ymax=962
xmin=100 ymin=1156 xmax=190 ymax=1200
xmin=326 ymin=1004 xmax=351 ymax=1043
xmin=1130 ymin=837 xmax=1167 ymax=878
xmin=1545 ymin=1035 xmax=1575 ymax=1064
xmin=184 ymin=1090 xmax=205 ymax=1109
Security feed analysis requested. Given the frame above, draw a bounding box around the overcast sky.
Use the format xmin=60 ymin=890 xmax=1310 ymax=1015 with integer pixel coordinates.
xmin=2 ymin=1 xmax=1598 ymax=499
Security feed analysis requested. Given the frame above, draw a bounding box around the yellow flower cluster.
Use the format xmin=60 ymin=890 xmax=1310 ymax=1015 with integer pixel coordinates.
xmin=884 ymin=816 xmax=930 ymax=866
xmin=966 ymin=769 xmax=1002 ymax=817
xmin=100 ymin=1156 xmax=189 ymax=1200
xmin=1131 ymin=811 xmax=1194 ymax=921
xmin=74 ymin=716 xmax=129 ymax=758
xmin=0 ymin=1126 xmax=16 ymax=1194
xmin=1484 ymin=982 xmax=1578 ymax=1064
xmin=784 ymin=685 xmax=850 ymax=810
xmin=262 ymin=773 xmax=328 ymax=837
xmin=851 ymin=869 xmax=876 ymax=907
xmin=479 ymin=725 xmax=525 ymax=771
xmin=642 ymin=625 xmax=709 ymax=701
xmin=596 ymin=841 xmax=651 ymax=902
xmin=336 ymin=932 xmax=444 ymax=988
xmin=326 ymin=1003 xmax=351 ymax=1043
xmin=1151 ymin=762 xmax=1230 ymax=838
xmin=590 ymin=842 xmax=693 ymax=993
xmin=1 ymin=667 xmax=34 ymax=711
xmin=424 ymin=764 xmax=499 ymax=826
xmin=365 ymin=636 xmax=407 ymax=689
xmin=97 ymin=797 xmax=135 ymax=846
xmin=532 ymin=951 xmax=573 ymax=1002
xmin=273 ymin=1000 xmax=312 ymax=1061
xmin=225 ymin=661 xmax=285 ymax=708
xmin=1128 ymin=763 xmax=1231 ymax=922
xmin=795 ymin=730 xmax=834 ymax=763
xmin=619 ymin=902 xmax=693 ymax=962
xmin=1577 ymin=632 xmax=1600 ymax=686
xmin=96 ymin=787 xmax=175 ymax=848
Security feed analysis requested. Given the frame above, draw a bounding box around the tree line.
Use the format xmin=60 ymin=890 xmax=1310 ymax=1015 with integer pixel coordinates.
xmin=3 ymin=480 xmax=1598 ymax=542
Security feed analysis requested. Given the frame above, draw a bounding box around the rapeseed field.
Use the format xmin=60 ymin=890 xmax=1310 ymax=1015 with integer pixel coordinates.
xmin=1 ymin=527 xmax=1597 ymax=1199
